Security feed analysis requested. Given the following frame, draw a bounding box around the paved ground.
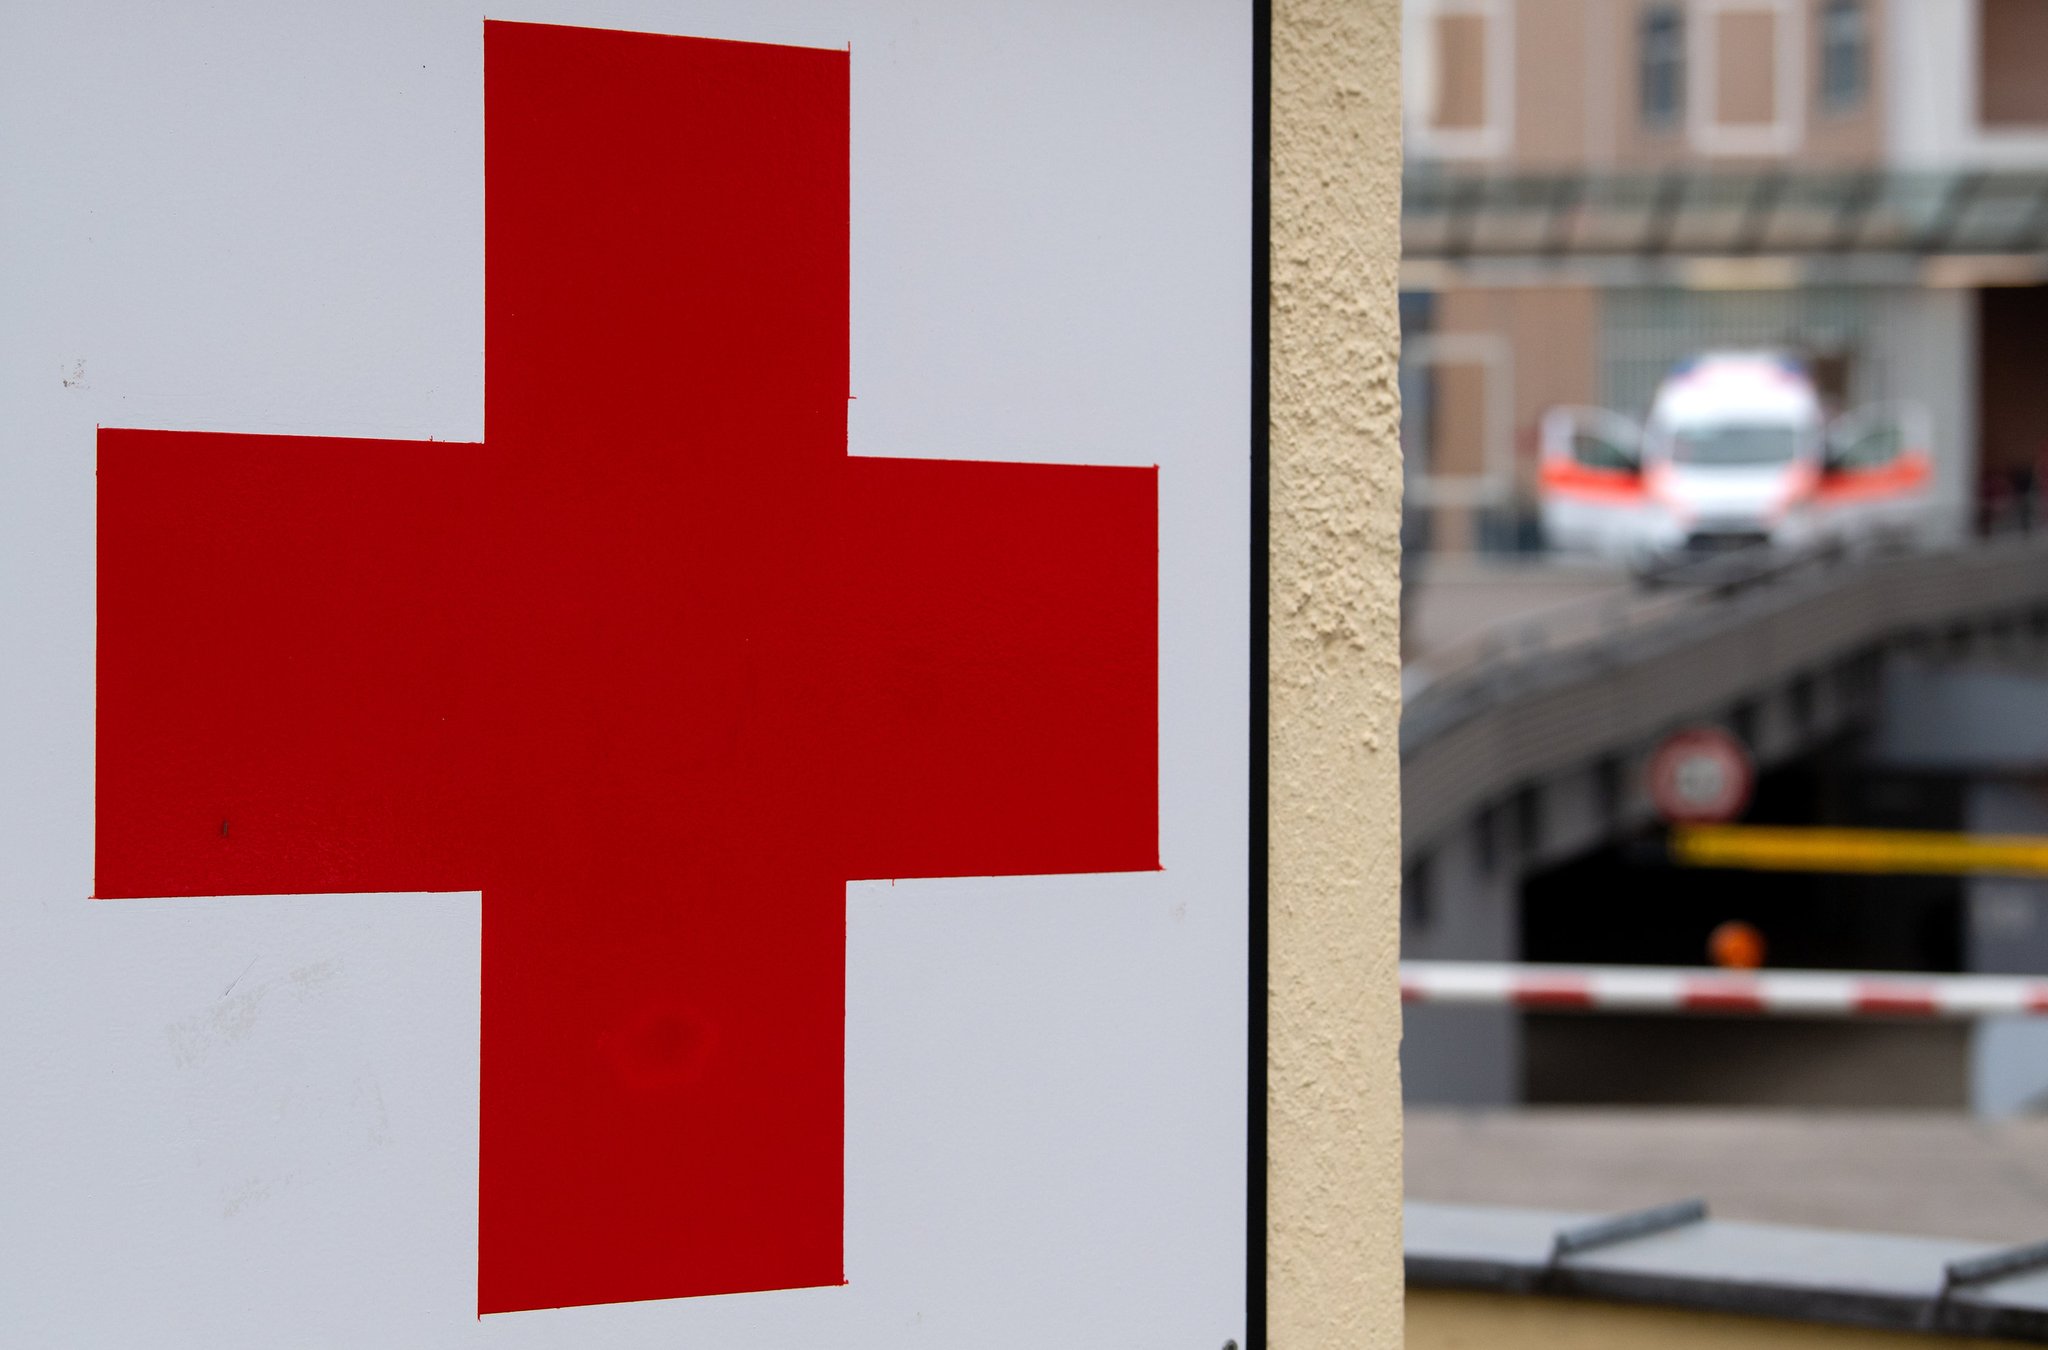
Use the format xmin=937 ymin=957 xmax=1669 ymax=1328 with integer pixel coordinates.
xmin=1407 ymin=1108 xmax=2048 ymax=1242
xmin=1401 ymin=555 xmax=1652 ymax=688
xmin=1405 ymin=556 xmax=1630 ymax=654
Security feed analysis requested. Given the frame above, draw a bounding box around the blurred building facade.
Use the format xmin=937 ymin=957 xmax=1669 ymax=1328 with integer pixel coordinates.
xmin=1401 ymin=0 xmax=2048 ymax=553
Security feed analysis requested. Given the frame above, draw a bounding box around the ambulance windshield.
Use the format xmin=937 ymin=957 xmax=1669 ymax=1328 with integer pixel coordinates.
xmin=1668 ymin=423 xmax=1801 ymax=467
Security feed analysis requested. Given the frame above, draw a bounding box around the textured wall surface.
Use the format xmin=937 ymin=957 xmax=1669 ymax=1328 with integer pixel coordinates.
xmin=1269 ymin=0 xmax=1406 ymax=1345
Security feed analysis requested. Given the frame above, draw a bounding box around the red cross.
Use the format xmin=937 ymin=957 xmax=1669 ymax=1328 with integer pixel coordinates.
xmin=96 ymin=22 xmax=1156 ymax=1316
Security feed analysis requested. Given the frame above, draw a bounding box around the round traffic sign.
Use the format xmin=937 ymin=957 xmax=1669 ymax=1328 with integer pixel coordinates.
xmin=1648 ymin=725 xmax=1754 ymax=824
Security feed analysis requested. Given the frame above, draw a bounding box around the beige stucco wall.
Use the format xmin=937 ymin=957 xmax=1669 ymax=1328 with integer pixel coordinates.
xmin=1270 ymin=0 xmax=1406 ymax=1346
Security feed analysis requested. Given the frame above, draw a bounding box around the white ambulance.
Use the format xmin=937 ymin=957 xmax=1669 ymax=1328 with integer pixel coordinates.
xmin=1540 ymin=351 xmax=1933 ymax=563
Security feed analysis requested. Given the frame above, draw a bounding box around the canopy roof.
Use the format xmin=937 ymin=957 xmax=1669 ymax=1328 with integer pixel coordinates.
xmin=1405 ymin=169 xmax=2048 ymax=268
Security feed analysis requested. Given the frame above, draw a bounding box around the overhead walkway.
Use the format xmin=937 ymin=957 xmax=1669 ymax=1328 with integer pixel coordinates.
xmin=1398 ymin=537 xmax=2048 ymax=1106
xmin=1403 ymin=538 xmax=2048 ymax=874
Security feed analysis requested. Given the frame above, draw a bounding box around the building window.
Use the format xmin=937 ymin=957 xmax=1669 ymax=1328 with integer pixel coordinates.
xmin=1819 ymin=0 xmax=1868 ymax=113
xmin=1430 ymin=8 xmax=1491 ymax=133
xmin=1980 ymin=0 xmax=2048 ymax=127
xmin=1406 ymin=0 xmax=1515 ymax=159
xmin=1693 ymin=0 xmax=1805 ymax=156
xmin=1641 ymin=4 xmax=1686 ymax=128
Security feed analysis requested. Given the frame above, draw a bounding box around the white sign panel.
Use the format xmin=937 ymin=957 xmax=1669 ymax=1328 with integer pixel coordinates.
xmin=1 ymin=2 xmax=1255 ymax=1345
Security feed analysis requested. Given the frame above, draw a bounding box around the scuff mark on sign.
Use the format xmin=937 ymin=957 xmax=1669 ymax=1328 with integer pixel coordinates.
xmin=166 ymin=958 xmax=342 ymax=1068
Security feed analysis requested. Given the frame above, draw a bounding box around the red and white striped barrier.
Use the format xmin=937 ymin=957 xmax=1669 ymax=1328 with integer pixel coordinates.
xmin=1399 ymin=961 xmax=2048 ymax=1019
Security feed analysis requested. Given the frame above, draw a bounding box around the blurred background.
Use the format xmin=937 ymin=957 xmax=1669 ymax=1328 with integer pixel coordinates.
xmin=1395 ymin=2 xmax=2048 ymax=1342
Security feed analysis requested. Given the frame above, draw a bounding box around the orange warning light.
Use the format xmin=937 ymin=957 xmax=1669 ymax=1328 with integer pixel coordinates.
xmin=1708 ymin=920 xmax=1767 ymax=970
